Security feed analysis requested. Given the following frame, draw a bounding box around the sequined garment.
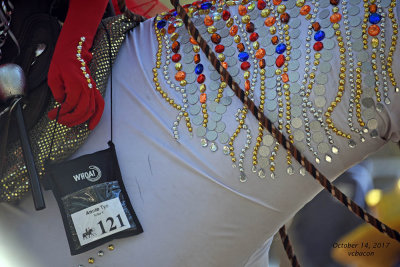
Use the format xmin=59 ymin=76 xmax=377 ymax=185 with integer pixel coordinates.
xmin=154 ymin=0 xmax=399 ymax=181
xmin=0 ymin=15 xmax=142 ymax=202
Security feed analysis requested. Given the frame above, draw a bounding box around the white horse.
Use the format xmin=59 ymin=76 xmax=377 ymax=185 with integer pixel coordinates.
xmin=0 ymin=1 xmax=399 ymax=266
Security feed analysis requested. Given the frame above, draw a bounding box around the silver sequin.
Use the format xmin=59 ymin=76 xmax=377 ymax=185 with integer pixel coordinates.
xmin=196 ymin=126 xmax=207 ymax=137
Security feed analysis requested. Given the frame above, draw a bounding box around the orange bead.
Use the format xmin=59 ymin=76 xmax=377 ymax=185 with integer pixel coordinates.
xmin=272 ymin=0 xmax=281 ymax=5
xmin=271 ymin=35 xmax=279 ymax=45
xmin=330 ymin=13 xmax=342 ymax=23
xmin=167 ymin=24 xmax=176 ymax=34
xmin=245 ymin=80 xmax=250 ymax=91
xmin=300 ymin=5 xmax=311 ymax=15
xmin=369 ymin=4 xmax=377 ymax=13
xmin=222 ymin=62 xmax=228 ymax=69
xmin=255 ymin=48 xmax=266 ymax=59
xmin=368 ymin=24 xmax=380 ymax=36
xmin=264 ymin=16 xmax=276 ymax=27
xmin=237 ymin=43 xmax=245 ymax=52
xmin=204 ymin=15 xmax=214 ymax=26
xmin=175 ymin=71 xmax=186 ymax=81
xmin=190 ymin=37 xmax=198 ymax=45
xmin=200 ymin=93 xmax=207 ymax=103
xmin=238 ymin=5 xmax=247 ymax=16
xmin=281 ymin=73 xmax=289 ymax=83
xmin=259 ymin=59 xmax=266 ymax=69
xmin=230 ymin=25 xmax=238 ymax=36
xmin=194 ymin=54 xmax=200 ymax=64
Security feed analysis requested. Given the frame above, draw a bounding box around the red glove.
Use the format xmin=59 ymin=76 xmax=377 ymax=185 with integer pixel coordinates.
xmin=48 ymin=0 xmax=108 ymax=130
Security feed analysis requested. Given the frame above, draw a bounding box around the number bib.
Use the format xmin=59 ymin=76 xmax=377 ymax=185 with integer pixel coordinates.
xmin=71 ymin=197 xmax=130 ymax=246
xmin=46 ymin=141 xmax=143 ymax=255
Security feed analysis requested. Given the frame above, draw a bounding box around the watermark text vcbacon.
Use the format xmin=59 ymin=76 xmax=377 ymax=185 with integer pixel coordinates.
xmin=332 ymin=242 xmax=390 ymax=257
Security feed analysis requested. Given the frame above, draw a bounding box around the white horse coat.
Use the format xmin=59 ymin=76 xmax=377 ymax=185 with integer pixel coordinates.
xmin=0 ymin=1 xmax=399 ymax=266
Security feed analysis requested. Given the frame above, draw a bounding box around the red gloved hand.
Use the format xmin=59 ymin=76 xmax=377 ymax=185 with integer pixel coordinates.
xmin=48 ymin=0 xmax=108 ymax=130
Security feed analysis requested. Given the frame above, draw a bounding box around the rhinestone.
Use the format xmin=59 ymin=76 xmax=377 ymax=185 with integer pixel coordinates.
xmin=108 ymin=244 xmax=115 ymax=251
xmin=98 ymin=251 xmax=104 ymax=257
xmin=315 ymin=157 xmax=320 ymax=164
xmin=200 ymin=138 xmax=208 ymax=147
xmin=252 ymin=165 xmax=257 ymax=173
xmin=299 ymin=167 xmax=306 ymax=176
xmin=88 ymin=258 xmax=94 ymax=264
xmin=331 ymin=146 xmax=339 ymax=154
xmin=287 ymin=166 xmax=294 ymax=175
xmin=223 ymin=145 xmax=230 ymax=154
xmin=210 ymin=143 xmax=218 ymax=152
xmin=240 ymin=173 xmax=247 ymax=182
xmin=258 ymin=169 xmax=266 ymax=178
xmin=270 ymin=172 xmax=276 ymax=179
xmin=348 ymin=139 xmax=356 ymax=148
xmin=376 ymin=103 xmax=384 ymax=112
xmin=325 ymin=154 xmax=332 ymax=163
xmin=370 ymin=130 xmax=378 ymax=138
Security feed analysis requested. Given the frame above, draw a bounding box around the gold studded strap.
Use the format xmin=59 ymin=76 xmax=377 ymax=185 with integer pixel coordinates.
xmin=169 ymin=0 xmax=400 ymax=245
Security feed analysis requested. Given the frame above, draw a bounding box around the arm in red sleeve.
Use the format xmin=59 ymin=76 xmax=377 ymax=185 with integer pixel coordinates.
xmin=48 ymin=0 xmax=109 ymax=130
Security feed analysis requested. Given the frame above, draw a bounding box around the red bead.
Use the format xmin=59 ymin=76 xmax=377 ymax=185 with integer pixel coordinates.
xmin=330 ymin=0 xmax=339 ymax=5
xmin=249 ymin=32 xmax=259 ymax=42
xmin=276 ymin=54 xmax=285 ymax=68
xmin=246 ymin=22 xmax=255 ymax=33
xmin=313 ymin=41 xmax=323 ymax=51
xmin=241 ymin=62 xmax=251 ymax=70
xmin=215 ymin=44 xmax=225 ymax=53
xmin=257 ymin=0 xmax=266 ymax=10
xmin=222 ymin=10 xmax=231 ymax=20
xmin=197 ymin=74 xmax=206 ymax=83
xmin=172 ymin=54 xmax=181 ymax=62
xmin=280 ymin=13 xmax=290 ymax=23
xmin=192 ymin=1 xmax=201 ymax=6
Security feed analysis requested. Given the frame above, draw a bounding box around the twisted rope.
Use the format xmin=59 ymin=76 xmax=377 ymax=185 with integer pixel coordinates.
xmin=279 ymin=225 xmax=300 ymax=267
xmin=169 ymin=0 xmax=400 ymax=244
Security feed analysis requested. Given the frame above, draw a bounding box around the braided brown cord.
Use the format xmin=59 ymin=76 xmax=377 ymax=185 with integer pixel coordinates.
xmin=169 ymin=0 xmax=400 ymax=243
xmin=279 ymin=226 xmax=300 ymax=267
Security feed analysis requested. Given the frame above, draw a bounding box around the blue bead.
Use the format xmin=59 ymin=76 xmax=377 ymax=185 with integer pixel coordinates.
xmin=369 ymin=13 xmax=381 ymax=24
xmin=157 ymin=20 xmax=167 ymax=29
xmin=314 ymin=31 xmax=325 ymax=41
xmin=172 ymin=11 xmax=178 ymax=16
xmin=275 ymin=43 xmax=286 ymax=54
xmin=238 ymin=52 xmax=249 ymax=62
xmin=201 ymin=2 xmax=212 ymax=9
xmin=195 ymin=64 xmax=204 ymax=74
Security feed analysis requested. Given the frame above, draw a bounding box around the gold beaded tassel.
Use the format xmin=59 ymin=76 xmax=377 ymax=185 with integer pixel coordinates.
xmin=324 ymin=6 xmax=352 ymax=140
xmin=153 ymin=19 xmax=193 ymax=135
xmin=354 ymin=0 xmax=370 ymax=128
xmin=387 ymin=0 xmax=399 ymax=93
xmin=214 ymin=81 xmax=227 ymax=103
xmin=227 ymin=13 xmax=251 ymax=169
xmin=252 ymin=69 xmax=266 ymax=169
xmin=200 ymin=84 xmax=209 ymax=128
xmin=282 ymin=23 xmax=295 ymax=175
